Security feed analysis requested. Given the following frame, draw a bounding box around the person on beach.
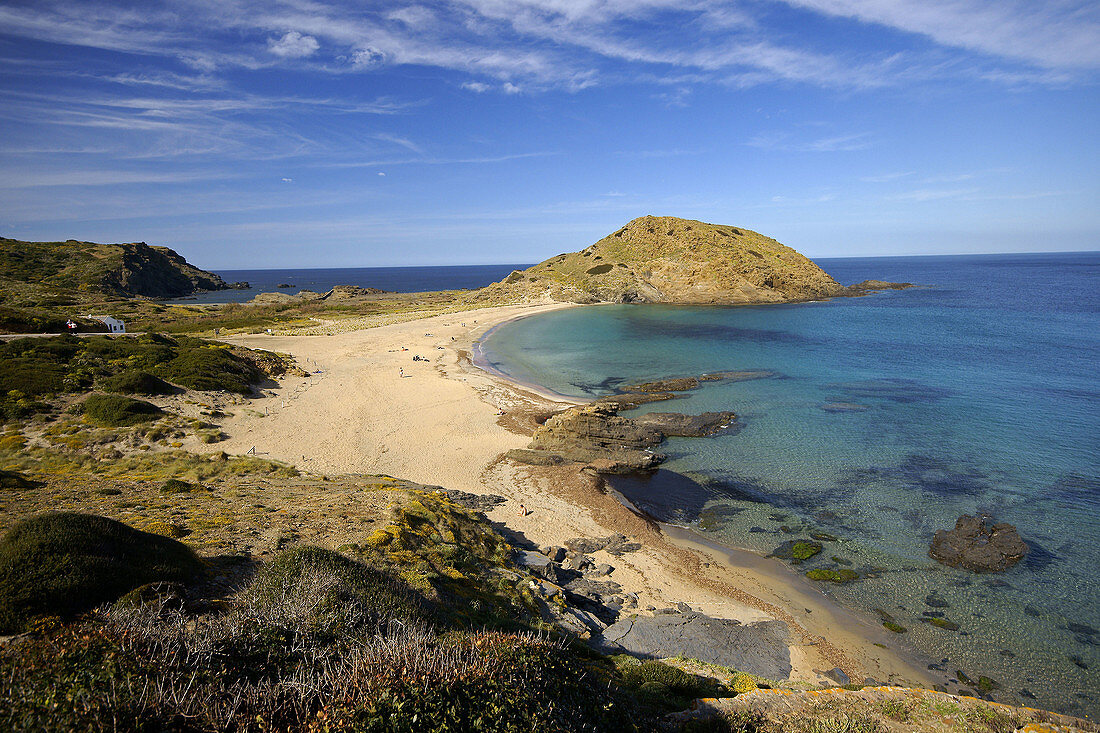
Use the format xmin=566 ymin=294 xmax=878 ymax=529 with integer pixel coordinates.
xmin=518 ymin=504 xmax=528 ymax=517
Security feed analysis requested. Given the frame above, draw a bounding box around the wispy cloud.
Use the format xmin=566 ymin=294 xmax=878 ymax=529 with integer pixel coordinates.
xmin=861 ymin=171 xmax=914 ymax=183
xmin=748 ymin=131 xmax=872 ymax=152
xmin=777 ymin=0 xmax=1100 ymax=70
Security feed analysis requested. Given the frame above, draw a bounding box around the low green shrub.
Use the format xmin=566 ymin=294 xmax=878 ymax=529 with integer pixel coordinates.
xmin=82 ymin=394 xmax=162 ymax=426
xmin=0 ymin=512 xmax=203 ymax=632
xmin=97 ymin=370 xmax=174 ymax=396
xmin=160 ymin=478 xmax=195 ymax=494
xmin=162 ymin=347 xmax=260 ymax=394
xmin=245 ymin=546 xmax=429 ymax=637
xmin=0 ymin=469 xmax=36 ymax=490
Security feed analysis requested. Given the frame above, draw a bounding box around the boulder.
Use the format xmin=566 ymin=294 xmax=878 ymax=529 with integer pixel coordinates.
xmin=929 ymin=515 xmax=1028 ymax=572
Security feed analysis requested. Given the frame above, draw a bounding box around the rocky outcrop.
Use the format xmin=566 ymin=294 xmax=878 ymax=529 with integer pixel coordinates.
xmin=592 ymin=607 xmax=792 ymax=680
xmin=514 ymin=402 xmax=667 ymax=472
xmin=846 ymin=280 xmax=914 ymax=292
xmin=929 ymin=515 xmax=1028 ymax=572
xmin=0 ymin=237 xmax=232 ymax=298
xmin=473 ymin=216 xmax=911 ymax=306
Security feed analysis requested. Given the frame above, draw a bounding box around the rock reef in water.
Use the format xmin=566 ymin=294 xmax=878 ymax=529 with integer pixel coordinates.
xmin=929 ymin=514 xmax=1028 ymax=572
xmin=473 ymin=215 xmax=911 ymax=305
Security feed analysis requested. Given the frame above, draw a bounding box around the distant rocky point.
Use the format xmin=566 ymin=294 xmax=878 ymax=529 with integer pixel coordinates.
xmin=474 ymin=216 xmax=912 ymax=305
xmin=249 ymin=284 xmax=390 ymax=305
xmin=0 ymin=236 xmax=231 ymax=299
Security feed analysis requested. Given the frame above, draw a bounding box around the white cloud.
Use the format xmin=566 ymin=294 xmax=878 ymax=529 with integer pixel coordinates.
xmin=268 ymin=31 xmax=320 ymax=59
xmin=748 ymin=131 xmax=872 ymax=152
xmin=378 ymin=171 xmax=386 ymax=176
xmin=281 ymin=177 xmax=293 ymax=183
xmin=462 ymin=81 xmax=491 ymax=92
xmin=501 ymin=82 xmax=522 ymax=94
xmin=861 ymin=171 xmax=914 ymax=183
xmin=778 ymin=0 xmax=1100 ymax=70
xmin=373 ymin=133 xmax=424 ymax=155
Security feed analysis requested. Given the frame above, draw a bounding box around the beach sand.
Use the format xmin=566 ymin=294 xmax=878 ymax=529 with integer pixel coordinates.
xmin=205 ymin=303 xmax=936 ymax=690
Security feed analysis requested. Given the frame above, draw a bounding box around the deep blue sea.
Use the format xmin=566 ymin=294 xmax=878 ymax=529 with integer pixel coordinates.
xmin=166 ymin=264 xmax=532 ymax=303
xmin=478 ymin=252 xmax=1100 ymax=717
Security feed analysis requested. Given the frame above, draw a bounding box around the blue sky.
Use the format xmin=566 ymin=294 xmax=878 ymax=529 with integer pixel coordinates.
xmin=0 ymin=1 xmax=1097 ymax=268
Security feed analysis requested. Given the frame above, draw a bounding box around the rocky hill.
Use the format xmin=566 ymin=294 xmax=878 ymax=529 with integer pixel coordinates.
xmin=0 ymin=237 xmax=236 ymax=299
xmin=475 ymin=216 xmax=879 ymax=305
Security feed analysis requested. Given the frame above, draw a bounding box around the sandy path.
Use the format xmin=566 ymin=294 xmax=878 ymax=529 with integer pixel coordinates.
xmin=205 ymin=302 xmax=936 ymax=690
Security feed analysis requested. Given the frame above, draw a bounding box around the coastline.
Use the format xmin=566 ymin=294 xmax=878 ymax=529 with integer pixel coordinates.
xmin=206 ymin=301 xmax=938 ymax=691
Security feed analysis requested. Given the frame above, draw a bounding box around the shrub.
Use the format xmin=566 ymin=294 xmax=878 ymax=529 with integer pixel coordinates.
xmin=161 ymin=347 xmax=260 ymax=394
xmin=0 ymin=512 xmax=203 ymax=632
xmin=732 ymin=672 xmax=758 ymax=694
xmin=245 ymin=545 xmax=429 ymax=637
xmin=82 ymin=394 xmax=162 ymax=427
xmin=97 ymin=370 xmax=174 ymax=396
xmin=161 ymin=478 xmax=195 ymax=494
xmin=0 ymin=469 xmax=36 ymax=490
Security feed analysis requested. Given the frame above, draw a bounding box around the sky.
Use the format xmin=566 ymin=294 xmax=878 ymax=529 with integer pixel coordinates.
xmin=0 ymin=1 xmax=1097 ymax=268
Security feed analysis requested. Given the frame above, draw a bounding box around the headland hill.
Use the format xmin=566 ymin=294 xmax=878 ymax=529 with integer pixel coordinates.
xmin=2 ymin=219 xmax=1090 ymax=732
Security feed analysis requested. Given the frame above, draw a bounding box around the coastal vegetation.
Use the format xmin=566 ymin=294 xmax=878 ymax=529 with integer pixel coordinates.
xmin=473 ymin=216 xmax=890 ymax=306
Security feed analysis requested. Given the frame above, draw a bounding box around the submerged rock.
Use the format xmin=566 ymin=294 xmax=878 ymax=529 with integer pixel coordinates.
xmin=929 ymin=514 xmax=1028 ymax=572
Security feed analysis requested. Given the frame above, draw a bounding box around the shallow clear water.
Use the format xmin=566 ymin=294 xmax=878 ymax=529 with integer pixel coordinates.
xmin=479 ymin=252 xmax=1100 ymax=717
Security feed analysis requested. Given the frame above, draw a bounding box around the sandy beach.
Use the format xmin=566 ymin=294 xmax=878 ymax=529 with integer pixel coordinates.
xmin=206 ymin=303 xmax=937 ymax=691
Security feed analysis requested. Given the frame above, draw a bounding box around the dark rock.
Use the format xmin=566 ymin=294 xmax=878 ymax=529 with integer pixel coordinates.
xmin=276 ymin=283 xmax=294 ymax=288
xmin=542 ymin=546 xmax=567 ymax=563
xmin=438 ymin=490 xmax=506 ymax=513
xmin=925 ymin=593 xmax=951 ymax=609
xmin=820 ymin=667 xmax=850 ymax=685
xmin=929 ymin=514 xmax=1028 ymax=572
xmin=846 ymin=280 xmax=915 ymax=292
xmin=505 ymin=449 xmax=568 ymax=466
xmin=593 ymin=610 xmax=792 ymax=680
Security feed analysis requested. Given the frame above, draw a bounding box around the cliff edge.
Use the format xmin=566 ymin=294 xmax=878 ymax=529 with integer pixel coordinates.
xmin=0 ymin=237 xmax=233 ymax=299
xmin=474 ymin=216 xmax=897 ymax=305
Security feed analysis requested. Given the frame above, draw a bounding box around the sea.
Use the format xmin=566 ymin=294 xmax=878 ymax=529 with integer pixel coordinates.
xmin=166 ymin=264 xmax=531 ymax=304
xmin=476 ymin=252 xmax=1100 ymax=718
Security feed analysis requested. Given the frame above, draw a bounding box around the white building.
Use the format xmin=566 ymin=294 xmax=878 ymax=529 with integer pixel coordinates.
xmin=84 ymin=315 xmax=126 ymax=333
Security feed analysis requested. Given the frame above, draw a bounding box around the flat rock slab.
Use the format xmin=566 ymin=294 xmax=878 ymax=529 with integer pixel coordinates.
xmin=593 ymin=610 xmax=792 ymax=680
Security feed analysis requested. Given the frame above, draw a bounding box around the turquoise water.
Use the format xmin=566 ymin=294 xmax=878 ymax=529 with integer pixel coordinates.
xmin=479 ymin=252 xmax=1100 ymax=717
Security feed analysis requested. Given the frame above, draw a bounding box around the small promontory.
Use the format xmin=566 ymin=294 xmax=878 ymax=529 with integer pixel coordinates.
xmin=475 ymin=215 xmax=875 ymax=305
xmin=0 ymin=236 xmax=231 ymax=299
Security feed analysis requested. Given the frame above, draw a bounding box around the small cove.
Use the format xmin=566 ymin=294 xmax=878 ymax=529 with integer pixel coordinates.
xmin=478 ymin=251 xmax=1100 ymax=717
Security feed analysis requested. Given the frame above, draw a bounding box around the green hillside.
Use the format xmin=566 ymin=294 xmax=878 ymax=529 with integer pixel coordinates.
xmin=474 ymin=215 xmax=847 ymax=305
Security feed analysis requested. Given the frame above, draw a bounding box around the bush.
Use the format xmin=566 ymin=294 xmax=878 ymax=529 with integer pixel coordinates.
xmin=97 ymin=370 xmax=173 ymax=396
xmin=732 ymin=672 xmax=758 ymax=694
xmin=245 ymin=546 xmax=429 ymax=637
xmin=0 ymin=469 xmax=36 ymax=490
xmin=82 ymin=394 xmax=162 ymax=427
xmin=161 ymin=478 xmax=195 ymax=494
xmin=0 ymin=512 xmax=203 ymax=632
xmin=161 ymin=347 xmax=260 ymax=394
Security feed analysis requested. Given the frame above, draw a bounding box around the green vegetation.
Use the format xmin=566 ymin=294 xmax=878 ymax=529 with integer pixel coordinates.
xmin=0 ymin=333 xmax=264 ymax=419
xmin=97 ymin=369 xmax=174 ymax=395
xmin=805 ymin=568 xmax=859 ymax=583
xmin=925 ymin=617 xmax=960 ymax=631
xmin=615 ymin=658 xmax=731 ymax=712
xmin=790 ymin=541 xmax=823 ymax=562
xmin=246 ymin=545 xmax=429 ymax=636
xmin=0 ymin=538 xmax=645 ymax=732
xmin=82 ymin=394 xmax=162 ymax=427
xmin=882 ymin=620 xmax=907 ymax=634
xmin=0 ymin=236 xmax=227 ymax=300
xmin=160 ymin=478 xmax=197 ymax=494
xmin=0 ymin=512 xmax=204 ymax=632
xmin=0 ymin=469 xmax=36 ymax=490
